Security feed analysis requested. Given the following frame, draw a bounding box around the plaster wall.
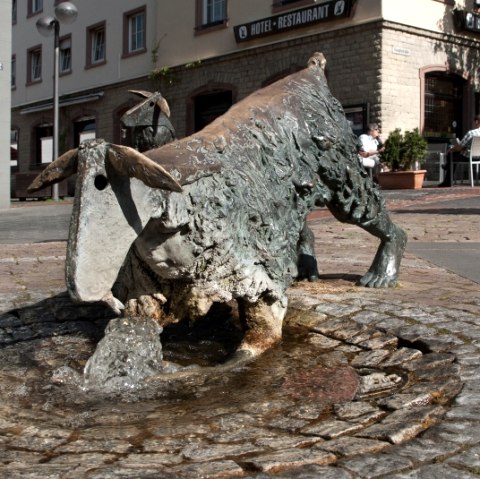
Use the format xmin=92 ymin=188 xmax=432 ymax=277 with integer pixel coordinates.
xmin=0 ymin=0 xmax=11 ymax=208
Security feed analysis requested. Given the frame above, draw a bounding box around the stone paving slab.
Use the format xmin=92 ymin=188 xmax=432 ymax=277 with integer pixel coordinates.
xmin=1 ymin=188 xmax=480 ymax=478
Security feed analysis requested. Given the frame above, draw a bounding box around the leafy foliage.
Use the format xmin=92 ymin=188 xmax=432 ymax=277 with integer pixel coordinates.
xmin=383 ymin=128 xmax=427 ymax=171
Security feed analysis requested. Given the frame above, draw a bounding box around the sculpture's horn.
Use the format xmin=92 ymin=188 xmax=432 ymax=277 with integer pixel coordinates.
xmin=27 ymin=148 xmax=79 ymax=193
xmin=128 ymin=89 xmax=152 ymax=99
xmin=307 ymin=52 xmax=327 ymax=70
xmin=157 ymin=97 xmax=171 ymax=118
xmin=107 ymin=144 xmax=182 ymax=192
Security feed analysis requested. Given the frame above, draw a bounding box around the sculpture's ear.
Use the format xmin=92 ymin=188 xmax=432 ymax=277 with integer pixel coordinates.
xmin=151 ymin=192 xmax=189 ymax=232
xmin=157 ymin=97 xmax=171 ymax=118
xmin=107 ymin=144 xmax=182 ymax=192
xmin=128 ymin=89 xmax=152 ymax=99
xmin=27 ymin=148 xmax=79 ymax=192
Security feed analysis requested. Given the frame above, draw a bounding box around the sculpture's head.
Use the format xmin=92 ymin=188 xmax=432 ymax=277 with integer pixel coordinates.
xmin=121 ymin=90 xmax=175 ymax=151
xmin=27 ymin=140 xmax=182 ymax=311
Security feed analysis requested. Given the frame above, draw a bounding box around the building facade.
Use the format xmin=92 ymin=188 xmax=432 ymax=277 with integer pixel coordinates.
xmin=11 ymin=0 xmax=480 ymax=197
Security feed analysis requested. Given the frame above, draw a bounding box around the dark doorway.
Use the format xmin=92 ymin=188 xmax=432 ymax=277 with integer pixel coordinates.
xmin=194 ymin=90 xmax=233 ymax=132
xmin=424 ymin=72 xmax=465 ymax=140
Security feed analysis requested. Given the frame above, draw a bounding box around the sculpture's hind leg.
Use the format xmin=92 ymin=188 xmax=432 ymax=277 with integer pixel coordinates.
xmin=355 ymin=209 xmax=407 ymax=287
xmin=323 ymin=160 xmax=407 ymax=288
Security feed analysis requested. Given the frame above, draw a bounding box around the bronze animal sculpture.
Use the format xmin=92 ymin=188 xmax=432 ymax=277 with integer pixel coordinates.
xmin=28 ymin=53 xmax=407 ymax=364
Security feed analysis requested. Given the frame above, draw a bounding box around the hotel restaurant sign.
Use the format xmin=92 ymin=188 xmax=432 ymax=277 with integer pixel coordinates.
xmin=234 ymin=0 xmax=354 ymax=43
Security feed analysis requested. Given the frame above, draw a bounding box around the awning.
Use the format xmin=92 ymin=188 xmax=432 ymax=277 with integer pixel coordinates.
xmin=19 ymin=92 xmax=104 ymax=115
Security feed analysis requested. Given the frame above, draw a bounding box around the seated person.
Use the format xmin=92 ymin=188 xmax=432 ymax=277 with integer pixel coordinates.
xmin=358 ymin=123 xmax=385 ymax=176
xmin=440 ymin=115 xmax=480 ymax=187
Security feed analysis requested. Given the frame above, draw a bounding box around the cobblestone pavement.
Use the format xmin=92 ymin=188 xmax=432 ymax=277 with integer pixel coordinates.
xmin=1 ymin=187 xmax=480 ymax=478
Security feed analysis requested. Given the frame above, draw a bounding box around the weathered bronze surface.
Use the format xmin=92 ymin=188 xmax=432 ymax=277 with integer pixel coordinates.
xmin=28 ymin=52 xmax=407 ymax=363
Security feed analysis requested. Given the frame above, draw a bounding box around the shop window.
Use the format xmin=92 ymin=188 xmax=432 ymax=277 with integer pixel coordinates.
xmin=27 ymin=45 xmax=42 ymax=84
xmin=424 ymin=72 xmax=464 ymax=140
xmin=123 ymin=7 xmax=146 ymax=57
xmin=34 ymin=124 xmax=53 ymax=166
xmin=195 ymin=0 xmax=227 ymax=33
xmin=86 ymin=21 xmax=106 ymax=68
xmin=60 ymin=35 xmax=72 ymax=75
xmin=193 ymin=90 xmax=233 ymax=132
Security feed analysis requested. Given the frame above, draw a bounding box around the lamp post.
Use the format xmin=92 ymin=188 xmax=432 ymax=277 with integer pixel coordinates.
xmin=36 ymin=2 xmax=78 ymax=201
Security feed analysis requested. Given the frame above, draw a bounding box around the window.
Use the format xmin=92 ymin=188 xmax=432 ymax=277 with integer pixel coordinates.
xmin=59 ymin=35 xmax=72 ymax=74
xmin=28 ymin=0 xmax=43 ymax=16
xmin=123 ymin=7 xmax=146 ymax=57
xmin=203 ymin=0 xmax=225 ymax=25
xmin=11 ymin=55 xmax=16 ymax=89
xmin=195 ymin=0 xmax=227 ymax=32
xmin=86 ymin=22 xmax=106 ymax=68
xmin=27 ymin=45 xmax=42 ymax=84
xmin=272 ymin=0 xmax=315 ymax=11
xmin=12 ymin=0 xmax=17 ymax=24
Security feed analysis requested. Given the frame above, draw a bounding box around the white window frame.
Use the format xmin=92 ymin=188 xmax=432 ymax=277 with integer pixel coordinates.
xmin=31 ymin=49 xmax=41 ymax=81
xmin=59 ymin=36 xmax=72 ymax=74
xmin=129 ymin=11 xmax=145 ymax=53
xmin=202 ymin=0 xmax=225 ymax=25
xmin=32 ymin=0 xmax=43 ymax=14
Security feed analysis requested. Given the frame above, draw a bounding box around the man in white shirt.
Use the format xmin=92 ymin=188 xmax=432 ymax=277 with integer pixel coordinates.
xmin=358 ymin=123 xmax=385 ymax=176
xmin=440 ymin=115 xmax=480 ymax=187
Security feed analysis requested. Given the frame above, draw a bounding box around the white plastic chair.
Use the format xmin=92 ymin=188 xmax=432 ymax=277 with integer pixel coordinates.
xmin=451 ymin=136 xmax=480 ymax=187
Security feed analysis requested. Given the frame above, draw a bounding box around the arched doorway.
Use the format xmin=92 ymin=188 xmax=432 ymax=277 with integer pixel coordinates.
xmin=423 ymin=70 xmax=467 ymax=141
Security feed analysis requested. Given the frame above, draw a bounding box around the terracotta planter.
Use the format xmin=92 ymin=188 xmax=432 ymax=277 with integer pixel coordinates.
xmin=377 ymin=170 xmax=427 ymax=190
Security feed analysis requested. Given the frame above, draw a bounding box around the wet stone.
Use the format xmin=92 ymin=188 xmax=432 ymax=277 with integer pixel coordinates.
xmin=380 ymin=347 xmax=423 ymax=367
xmin=316 ymin=436 xmax=390 ymax=457
xmin=359 ymin=406 xmax=445 ymax=444
xmin=356 ymin=372 xmax=403 ymax=398
xmin=334 ymin=401 xmax=380 ymax=420
xmin=446 ymin=444 xmax=480 ymax=469
xmin=313 ymin=304 xmax=362 ymax=318
xmin=117 ymin=452 xmax=184 ymax=467
xmin=393 ymin=437 xmax=461 ymax=463
xmin=288 ymin=403 xmax=330 ymax=420
xmin=389 ymin=463 xmax=480 ymax=479
xmin=413 ymin=363 xmax=460 ymax=382
xmin=254 ymin=434 xmax=322 ymax=450
xmin=377 ymin=392 xmax=433 ymax=410
xmin=300 ymin=419 xmax=365 ymax=439
xmin=172 ymin=460 xmax=245 ymax=479
xmin=401 ymin=352 xmax=456 ymax=372
xmin=267 ymin=416 xmax=309 ymax=432
xmin=182 ymin=442 xmax=261 ymax=461
xmin=339 ymin=452 xmax=414 ymax=479
xmin=350 ymin=349 xmax=391 ymax=368
xmin=350 ymin=310 xmax=395 ymax=326
xmin=243 ymin=447 xmax=336 ymax=473
xmin=305 ymin=333 xmax=341 ymax=349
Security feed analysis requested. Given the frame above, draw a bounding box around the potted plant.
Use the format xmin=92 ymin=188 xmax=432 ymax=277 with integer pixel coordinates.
xmin=378 ymin=128 xmax=428 ymax=189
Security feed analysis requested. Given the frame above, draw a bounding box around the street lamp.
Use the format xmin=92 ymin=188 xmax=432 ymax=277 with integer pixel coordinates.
xmin=36 ymin=2 xmax=78 ymax=201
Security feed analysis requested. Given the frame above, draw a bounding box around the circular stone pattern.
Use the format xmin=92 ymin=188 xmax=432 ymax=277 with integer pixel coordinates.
xmin=0 ymin=290 xmax=463 ymax=478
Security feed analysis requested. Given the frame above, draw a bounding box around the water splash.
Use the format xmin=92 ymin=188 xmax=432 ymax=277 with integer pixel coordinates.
xmin=83 ymin=316 xmax=177 ymax=393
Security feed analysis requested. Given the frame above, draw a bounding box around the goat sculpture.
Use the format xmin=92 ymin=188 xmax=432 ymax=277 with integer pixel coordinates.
xmin=28 ymin=53 xmax=407 ymax=362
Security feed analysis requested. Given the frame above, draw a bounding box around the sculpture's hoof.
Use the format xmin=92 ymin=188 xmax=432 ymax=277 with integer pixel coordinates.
xmin=357 ymin=273 xmax=398 ymax=288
